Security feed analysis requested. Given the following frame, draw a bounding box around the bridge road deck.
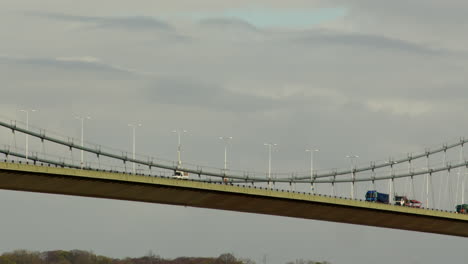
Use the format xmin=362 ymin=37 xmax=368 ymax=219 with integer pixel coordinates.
xmin=0 ymin=161 xmax=467 ymax=237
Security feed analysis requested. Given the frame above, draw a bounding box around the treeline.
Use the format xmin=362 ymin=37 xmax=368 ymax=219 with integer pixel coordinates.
xmin=286 ymin=260 xmax=331 ymax=264
xmin=0 ymin=250 xmax=330 ymax=264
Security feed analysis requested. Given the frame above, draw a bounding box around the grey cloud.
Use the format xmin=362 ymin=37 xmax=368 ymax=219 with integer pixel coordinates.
xmin=319 ymin=1 xmax=468 ymax=53
xmin=146 ymin=77 xmax=275 ymax=112
xmin=291 ymin=30 xmax=449 ymax=55
xmin=0 ymin=55 xmax=137 ymax=77
xmin=0 ymin=55 xmax=146 ymax=109
xmin=338 ymin=0 xmax=468 ymax=24
xmin=31 ymin=12 xmax=174 ymax=32
xmin=199 ymin=18 xmax=259 ymax=32
xmin=392 ymin=83 xmax=468 ymax=101
xmin=144 ymin=76 xmax=350 ymax=114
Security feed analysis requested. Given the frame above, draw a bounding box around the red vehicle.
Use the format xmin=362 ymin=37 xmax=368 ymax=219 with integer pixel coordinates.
xmin=408 ymin=199 xmax=422 ymax=208
xmin=394 ymin=196 xmax=422 ymax=208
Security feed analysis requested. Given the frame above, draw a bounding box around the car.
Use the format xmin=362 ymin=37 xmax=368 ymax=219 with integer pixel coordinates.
xmin=173 ymin=170 xmax=189 ymax=179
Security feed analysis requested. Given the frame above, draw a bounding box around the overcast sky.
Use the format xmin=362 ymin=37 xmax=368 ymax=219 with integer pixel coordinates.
xmin=1 ymin=1 xmax=468 ymax=264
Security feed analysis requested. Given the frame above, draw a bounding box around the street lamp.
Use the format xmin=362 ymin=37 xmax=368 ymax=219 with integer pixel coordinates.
xmin=264 ymin=143 xmax=277 ymax=189
xmin=386 ymin=160 xmax=398 ymax=204
xmin=173 ymin=129 xmax=187 ymax=166
xmin=128 ymin=123 xmax=142 ymax=174
xmin=19 ymin=109 xmax=37 ymax=162
xmin=306 ymin=148 xmax=319 ymax=194
xmin=219 ymin=136 xmax=233 ymax=171
xmin=75 ymin=115 xmax=91 ymax=169
xmin=462 ymin=172 xmax=468 ymax=205
xmin=346 ymin=155 xmax=359 ymax=199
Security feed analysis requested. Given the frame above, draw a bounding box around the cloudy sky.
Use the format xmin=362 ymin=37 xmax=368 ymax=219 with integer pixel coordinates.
xmin=1 ymin=1 xmax=468 ymax=263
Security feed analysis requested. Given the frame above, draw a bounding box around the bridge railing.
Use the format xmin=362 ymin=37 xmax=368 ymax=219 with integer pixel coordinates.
xmin=1 ymin=115 xmax=468 ymax=211
xmin=1 ymin=116 xmax=468 ymax=183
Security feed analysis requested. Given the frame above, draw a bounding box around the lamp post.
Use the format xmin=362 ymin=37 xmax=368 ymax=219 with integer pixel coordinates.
xmin=219 ymin=136 xmax=233 ymax=171
xmin=128 ymin=123 xmax=142 ymax=174
xmin=264 ymin=143 xmax=277 ymax=189
xmin=306 ymin=149 xmax=319 ymax=194
xmin=425 ymin=154 xmax=430 ymax=208
xmin=386 ymin=160 xmax=398 ymax=204
xmin=346 ymin=155 xmax=359 ymax=199
xmin=462 ymin=172 xmax=468 ymax=205
xmin=75 ymin=116 xmax=91 ymax=169
xmin=19 ymin=109 xmax=37 ymax=162
xmin=173 ymin=129 xmax=187 ymax=166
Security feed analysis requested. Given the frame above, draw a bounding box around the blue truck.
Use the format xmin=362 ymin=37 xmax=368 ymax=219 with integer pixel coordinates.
xmin=365 ymin=190 xmax=389 ymax=204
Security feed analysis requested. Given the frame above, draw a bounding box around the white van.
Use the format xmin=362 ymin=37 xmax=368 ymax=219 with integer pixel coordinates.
xmin=173 ymin=170 xmax=189 ymax=179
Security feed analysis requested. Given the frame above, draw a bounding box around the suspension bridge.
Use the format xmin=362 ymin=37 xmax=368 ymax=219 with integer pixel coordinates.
xmin=0 ymin=117 xmax=467 ymax=237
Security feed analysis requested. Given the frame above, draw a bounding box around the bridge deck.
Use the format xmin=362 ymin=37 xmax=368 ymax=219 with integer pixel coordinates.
xmin=0 ymin=161 xmax=467 ymax=237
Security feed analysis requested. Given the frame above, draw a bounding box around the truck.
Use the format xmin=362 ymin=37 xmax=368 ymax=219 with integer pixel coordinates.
xmin=365 ymin=190 xmax=389 ymax=204
xmin=394 ymin=195 xmax=409 ymax=206
xmin=456 ymin=204 xmax=468 ymax=214
xmin=394 ymin=195 xmax=422 ymax=208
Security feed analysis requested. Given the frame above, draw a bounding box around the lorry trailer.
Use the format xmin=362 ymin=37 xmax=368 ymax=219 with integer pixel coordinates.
xmin=365 ymin=190 xmax=389 ymax=204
